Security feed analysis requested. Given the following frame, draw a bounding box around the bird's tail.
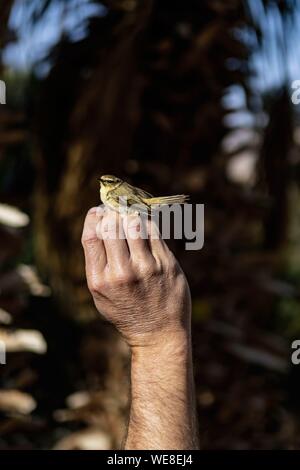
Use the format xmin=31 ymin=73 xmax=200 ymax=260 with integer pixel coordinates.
xmin=143 ymin=194 xmax=189 ymax=205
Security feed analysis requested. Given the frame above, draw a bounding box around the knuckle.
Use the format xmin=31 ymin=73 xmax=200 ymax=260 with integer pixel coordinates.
xmin=87 ymin=207 xmax=97 ymax=216
xmin=88 ymin=282 xmax=100 ymax=296
xmin=88 ymin=278 xmax=103 ymax=295
xmin=81 ymin=233 xmax=98 ymax=247
xmin=138 ymin=259 xmax=158 ymax=277
xmin=167 ymin=260 xmax=179 ymax=278
xmin=108 ymin=269 xmax=137 ymax=287
xmin=154 ymin=258 xmax=164 ymax=274
xmin=103 ymin=210 xmax=118 ymax=225
xmin=163 ymin=251 xmax=178 ymax=274
xmin=167 ymin=256 xmax=178 ymax=272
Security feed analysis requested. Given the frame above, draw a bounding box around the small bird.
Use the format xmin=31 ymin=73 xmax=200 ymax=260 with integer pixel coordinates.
xmin=99 ymin=175 xmax=189 ymax=213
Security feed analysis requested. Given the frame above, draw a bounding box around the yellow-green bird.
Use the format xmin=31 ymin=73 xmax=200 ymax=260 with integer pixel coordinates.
xmin=99 ymin=175 xmax=189 ymax=213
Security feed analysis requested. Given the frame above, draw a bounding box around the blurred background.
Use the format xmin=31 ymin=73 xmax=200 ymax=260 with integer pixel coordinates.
xmin=0 ymin=0 xmax=300 ymax=450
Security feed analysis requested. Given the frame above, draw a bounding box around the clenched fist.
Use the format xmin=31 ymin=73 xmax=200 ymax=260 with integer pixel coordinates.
xmin=81 ymin=207 xmax=191 ymax=347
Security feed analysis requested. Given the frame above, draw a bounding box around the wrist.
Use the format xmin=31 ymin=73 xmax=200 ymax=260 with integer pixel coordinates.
xmin=127 ymin=324 xmax=198 ymax=450
xmin=131 ymin=327 xmax=192 ymax=365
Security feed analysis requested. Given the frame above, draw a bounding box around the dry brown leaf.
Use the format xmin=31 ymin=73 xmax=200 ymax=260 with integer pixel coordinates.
xmin=0 ymin=328 xmax=47 ymax=354
xmin=53 ymin=428 xmax=112 ymax=450
xmin=0 ymin=390 xmax=36 ymax=415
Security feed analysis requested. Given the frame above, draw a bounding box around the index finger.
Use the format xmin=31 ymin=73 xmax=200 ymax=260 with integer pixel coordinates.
xmin=81 ymin=206 xmax=107 ymax=280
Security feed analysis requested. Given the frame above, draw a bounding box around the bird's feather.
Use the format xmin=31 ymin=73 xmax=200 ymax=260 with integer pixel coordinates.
xmin=144 ymin=195 xmax=189 ymax=205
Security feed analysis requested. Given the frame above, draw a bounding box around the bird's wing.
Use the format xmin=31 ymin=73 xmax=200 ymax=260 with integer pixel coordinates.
xmin=127 ymin=182 xmax=153 ymax=200
xmin=115 ymin=182 xmax=152 ymax=203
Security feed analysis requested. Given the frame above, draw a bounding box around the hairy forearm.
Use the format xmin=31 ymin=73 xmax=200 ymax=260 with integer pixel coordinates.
xmin=125 ymin=329 xmax=199 ymax=450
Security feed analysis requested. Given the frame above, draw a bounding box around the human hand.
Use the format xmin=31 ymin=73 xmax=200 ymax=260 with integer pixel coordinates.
xmin=81 ymin=207 xmax=191 ymax=347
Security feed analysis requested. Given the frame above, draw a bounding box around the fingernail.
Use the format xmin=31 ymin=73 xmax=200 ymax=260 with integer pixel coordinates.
xmin=127 ymin=216 xmax=140 ymax=228
xmin=88 ymin=207 xmax=98 ymax=215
